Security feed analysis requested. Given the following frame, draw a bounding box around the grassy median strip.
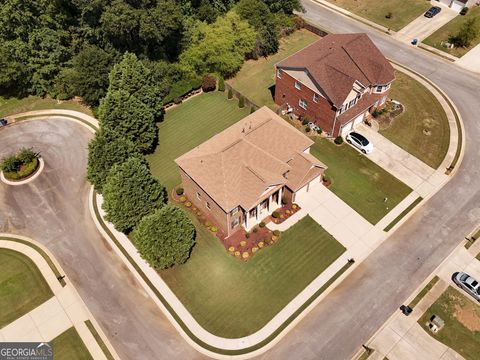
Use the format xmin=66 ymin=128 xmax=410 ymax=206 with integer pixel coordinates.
xmin=0 ymin=236 xmax=66 ymax=287
xmin=408 ymin=275 xmax=439 ymax=309
xmin=84 ymin=320 xmax=115 ymax=360
xmin=0 ymin=95 xmax=92 ymax=118
xmin=383 ymin=197 xmax=423 ymax=232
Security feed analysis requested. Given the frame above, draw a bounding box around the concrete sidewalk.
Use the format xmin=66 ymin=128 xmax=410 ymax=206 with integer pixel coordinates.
xmin=456 ymin=43 xmax=480 ymax=74
xmin=0 ymin=237 xmax=119 ymax=360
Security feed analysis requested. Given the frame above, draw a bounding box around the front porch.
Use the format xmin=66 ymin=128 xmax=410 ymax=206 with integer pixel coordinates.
xmin=244 ymin=187 xmax=283 ymax=231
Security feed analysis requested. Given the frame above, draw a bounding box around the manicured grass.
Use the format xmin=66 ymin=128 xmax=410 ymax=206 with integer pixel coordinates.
xmin=383 ymin=196 xmax=423 ymax=232
xmin=227 ymin=29 xmax=320 ymax=109
xmin=0 ymin=95 xmax=92 ymax=118
xmin=0 ymin=249 xmax=53 ymax=328
xmin=147 ymin=91 xmax=250 ymax=191
xmin=325 ymin=0 xmax=430 ymax=31
xmin=419 ymin=286 xmax=480 ymax=360
xmin=52 ymin=327 xmax=93 ymax=360
xmin=161 ymin=216 xmax=345 ymax=338
xmin=84 ymin=320 xmax=115 ymax=360
xmin=423 ymin=7 xmax=480 ymax=58
xmin=408 ymin=276 xmax=439 ymax=309
xmin=311 ymin=139 xmax=412 ymax=225
xmin=380 ymin=72 xmax=450 ymax=169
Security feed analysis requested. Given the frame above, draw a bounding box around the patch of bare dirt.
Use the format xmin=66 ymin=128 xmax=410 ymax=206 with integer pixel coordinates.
xmin=453 ymin=303 xmax=480 ymax=331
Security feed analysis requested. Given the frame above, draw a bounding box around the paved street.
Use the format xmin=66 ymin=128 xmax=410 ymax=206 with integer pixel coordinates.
xmin=0 ymin=120 xmax=201 ymax=360
xmin=254 ymin=2 xmax=480 ymax=359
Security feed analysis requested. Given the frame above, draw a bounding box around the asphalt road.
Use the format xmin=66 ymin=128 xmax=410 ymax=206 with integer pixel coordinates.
xmin=0 ymin=120 xmax=202 ymax=360
xmin=256 ymin=2 xmax=480 ymax=359
xmin=0 ymin=4 xmax=479 ymax=360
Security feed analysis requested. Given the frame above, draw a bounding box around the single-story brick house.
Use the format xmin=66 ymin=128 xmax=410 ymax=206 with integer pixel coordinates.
xmin=275 ymin=33 xmax=395 ymax=137
xmin=175 ymin=106 xmax=327 ymax=236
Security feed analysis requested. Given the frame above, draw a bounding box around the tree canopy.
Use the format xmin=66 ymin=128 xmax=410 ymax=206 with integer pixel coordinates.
xmin=102 ymin=157 xmax=167 ymax=233
xmin=133 ymin=205 xmax=196 ymax=269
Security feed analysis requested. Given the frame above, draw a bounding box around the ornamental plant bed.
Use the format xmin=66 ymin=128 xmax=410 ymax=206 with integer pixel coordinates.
xmin=270 ymin=203 xmax=301 ymax=224
xmin=223 ymin=225 xmax=281 ymax=261
xmin=1 ymin=148 xmax=40 ymax=181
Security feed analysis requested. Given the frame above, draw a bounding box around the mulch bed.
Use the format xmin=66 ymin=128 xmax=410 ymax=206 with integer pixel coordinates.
xmin=172 ymin=186 xmax=282 ymax=261
xmin=269 ymin=203 xmax=301 ymax=225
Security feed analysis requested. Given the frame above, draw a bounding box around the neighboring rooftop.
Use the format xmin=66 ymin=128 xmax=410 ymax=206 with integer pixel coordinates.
xmin=277 ymin=33 xmax=395 ymax=107
xmin=176 ymin=106 xmax=326 ymax=212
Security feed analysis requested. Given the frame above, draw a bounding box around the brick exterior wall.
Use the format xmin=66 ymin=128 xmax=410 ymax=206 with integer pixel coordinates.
xmin=179 ymin=168 xmax=243 ymax=236
xmin=275 ymin=70 xmax=337 ymax=135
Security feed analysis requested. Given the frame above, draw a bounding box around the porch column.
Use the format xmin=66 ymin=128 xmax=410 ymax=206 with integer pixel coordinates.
xmin=267 ymin=194 xmax=272 ymax=213
xmin=256 ymin=204 xmax=260 ymax=220
xmin=244 ymin=210 xmax=249 ymax=229
xmin=278 ymin=187 xmax=283 ymax=205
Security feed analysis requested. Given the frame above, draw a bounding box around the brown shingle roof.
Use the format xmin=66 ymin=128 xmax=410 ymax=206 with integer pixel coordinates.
xmin=277 ymin=33 xmax=395 ymax=107
xmin=176 ymin=107 xmax=326 ymax=211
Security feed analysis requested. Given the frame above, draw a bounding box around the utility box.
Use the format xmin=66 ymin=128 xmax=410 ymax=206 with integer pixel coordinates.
xmin=428 ymin=315 xmax=445 ymax=333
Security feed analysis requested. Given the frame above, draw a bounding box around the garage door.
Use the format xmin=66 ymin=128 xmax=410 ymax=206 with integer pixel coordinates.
xmin=438 ymin=0 xmax=451 ymax=7
xmin=294 ymin=175 xmax=322 ymax=200
xmin=353 ymin=112 xmax=365 ymax=127
xmin=295 ymin=183 xmax=309 ymax=199
xmin=451 ymin=1 xmax=464 ymax=12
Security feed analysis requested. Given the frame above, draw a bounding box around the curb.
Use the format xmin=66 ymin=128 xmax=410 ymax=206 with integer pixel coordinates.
xmin=0 ymin=234 xmax=120 ymax=360
xmin=0 ymin=157 xmax=45 ymax=186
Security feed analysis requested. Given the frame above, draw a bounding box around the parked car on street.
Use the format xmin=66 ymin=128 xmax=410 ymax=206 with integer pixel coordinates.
xmin=453 ymin=272 xmax=480 ymax=301
xmin=346 ymin=132 xmax=373 ymax=154
xmin=0 ymin=119 xmax=7 ymax=127
xmin=424 ymin=6 xmax=441 ymax=18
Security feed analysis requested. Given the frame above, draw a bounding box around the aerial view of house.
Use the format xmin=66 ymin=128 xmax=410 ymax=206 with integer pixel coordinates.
xmin=175 ymin=106 xmax=326 ymax=235
xmin=275 ymin=33 xmax=395 ymax=137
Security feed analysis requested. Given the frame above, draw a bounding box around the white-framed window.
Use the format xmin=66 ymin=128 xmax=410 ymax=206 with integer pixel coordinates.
xmin=375 ymin=85 xmax=383 ymax=93
xmin=313 ymin=93 xmax=319 ymax=103
xmin=277 ymin=69 xmax=283 ymax=79
xmin=299 ymin=99 xmax=308 ymax=110
xmin=295 ymin=81 xmax=301 ymax=90
xmin=231 ymin=218 xmax=240 ymax=229
xmin=231 ymin=207 xmax=238 ymax=215
xmin=206 ymin=202 xmax=211 ymax=210
xmin=196 ymin=192 xmax=201 ymax=200
xmin=348 ymin=99 xmax=356 ymax=108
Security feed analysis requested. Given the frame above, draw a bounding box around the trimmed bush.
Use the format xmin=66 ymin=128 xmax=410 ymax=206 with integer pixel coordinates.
xmin=242 ymin=252 xmax=249 ymax=259
xmin=259 ymin=221 xmax=266 ymax=228
xmin=292 ymin=204 xmax=298 ymax=210
xmin=2 ymin=157 xmax=39 ymax=181
xmin=238 ymin=95 xmax=245 ymax=108
xmin=210 ymin=226 xmax=218 ymax=233
xmin=271 ymin=236 xmax=278 ymax=242
xmin=227 ymin=88 xmax=233 ymax=99
xmin=252 ymin=246 xmax=259 ymax=253
xmin=240 ymin=240 xmax=246 ymax=247
xmin=252 ymin=227 xmax=258 ymax=233
xmin=179 ymin=196 xmax=187 ymax=202
xmin=176 ymin=187 xmax=184 ymax=196
xmin=273 ymin=230 xmax=281 ymax=237
xmin=302 ymin=118 xmax=309 ymax=126
xmin=245 ymin=232 xmax=250 ymax=239
xmin=272 ymin=211 xmax=280 ymax=219
xmin=334 ymin=136 xmax=344 ymax=145
xmin=185 ymin=201 xmax=192 ymax=207
xmin=281 ymin=196 xmax=288 ymax=205
xmin=202 ymin=74 xmax=217 ymax=92
xmin=305 ymin=126 xmax=311 ymax=133
xmin=460 ymin=7 xmax=469 ymax=15
xmin=234 ymin=251 xmax=241 ymax=257
xmin=205 ymin=221 xmax=212 ymax=227
xmin=164 ymin=77 xmax=203 ymax=104
xmin=316 ymin=128 xmax=322 ymax=134
xmin=258 ymin=241 xmax=264 ymax=248
xmin=1 ymin=148 xmax=40 ymax=181
xmin=218 ymin=77 xmax=225 ymax=92
xmin=228 ymin=246 xmax=235 ymax=252
xmin=173 ymin=97 xmax=182 ymax=105
xmin=250 ymin=106 xmax=255 ymax=114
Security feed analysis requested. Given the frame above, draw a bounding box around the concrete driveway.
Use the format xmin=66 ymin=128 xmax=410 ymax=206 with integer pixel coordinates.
xmin=394 ymin=2 xmax=458 ymax=44
xmin=456 ymin=43 xmax=480 ymax=73
xmin=0 ymin=119 xmax=201 ymax=360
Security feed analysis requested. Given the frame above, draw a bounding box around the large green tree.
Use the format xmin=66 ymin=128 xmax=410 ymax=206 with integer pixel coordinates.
xmin=87 ymin=128 xmax=141 ymax=193
xmin=98 ymin=90 xmax=157 ymax=153
xmin=133 ymin=205 xmax=196 ymax=269
xmin=102 ymin=157 xmax=167 ymax=233
xmin=450 ymin=18 xmax=479 ymax=48
xmin=264 ymin=0 xmax=303 ymax=14
xmin=180 ymin=11 xmax=257 ymax=77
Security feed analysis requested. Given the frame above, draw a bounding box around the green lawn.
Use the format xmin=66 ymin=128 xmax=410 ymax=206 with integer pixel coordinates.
xmin=380 ymin=71 xmax=450 ymax=169
xmin=52 ymin=327 xmax=93 ymax=360
xmin=147 ymin=91 xmax=250 ymax=192
xmin=311 ymin=139 xmax=412 ymax=224
xmin=161 ymin=216 xmax=345 ymax=338
xmin=0 ymin=249 xmax=53 ymax=328
xmin=227 ymin=29 xmax=320 ymax=109
xmin=408 ymin=276 xmax=439 ymax=308
xmin=419 ymin=286 xmax=480 ymax=360
xmin=325 ymin=0 xmax=430 ymax=31
xmin=423 ymin=7 xmax=480 ymax=58
xmin=0 ymin=95 xmax=92 ymax=118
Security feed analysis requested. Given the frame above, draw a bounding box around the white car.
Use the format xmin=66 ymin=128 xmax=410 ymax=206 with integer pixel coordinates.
xmin=346 ymin=132 xmax=373 ymax=154
xmin=453 ymin=272 xmax=480 ymax=301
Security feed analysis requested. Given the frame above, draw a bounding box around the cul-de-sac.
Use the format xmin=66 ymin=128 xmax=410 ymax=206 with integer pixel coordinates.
xmin=1 ymin=1 xmax=480 ymax=359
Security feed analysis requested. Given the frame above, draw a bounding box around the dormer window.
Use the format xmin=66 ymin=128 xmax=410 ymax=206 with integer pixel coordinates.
xmin=313 ymin=93 xmax=319 ymax=103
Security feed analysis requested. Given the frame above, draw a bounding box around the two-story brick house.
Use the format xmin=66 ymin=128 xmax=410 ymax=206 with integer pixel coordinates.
xmin=275 ymin=33 xmax=395 ymax=137
xmin=175 ymin=106 xmax=327 ymax=236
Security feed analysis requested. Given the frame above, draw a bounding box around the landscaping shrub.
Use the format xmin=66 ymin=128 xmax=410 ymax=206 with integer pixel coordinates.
xmin=305 ymin=126 xmax=311 ymax=133
xmin=253 ymin=227 xmax=258 ymax=233
xmin=273 ymin=230 xmax=281 ymax=237
xmin=242 ymin=252 xmax=249 ymax=259
xmin=234 ymin=251 xmax=241 ymax=257
xmin=163 ymin=77 xmax=203 ymax=104
xmin=272 ymin=211 xmax=280 ymax=219
xmin=218 ymin=77 xmax=225 ymax=92
xmin=250 ymin=106 xmax=255 ymax=114
xmin=334 ymin=136 xmax=344 ymax=145
xmin=245 ymin=232 xmax=250 ymax=238
xmin=258 ymin=241 xmax=264 ymax=248
xmin=2 ymin=158 xmax=39 ymax=180
xmin=185 ymin=201 xmax=192 ymax=207
xmin=302 ymin=118 xmax=309 ymax=126
xmin=1 ymin=148 xmax=41 ymax=180
xmin=205 ymin=221 xmax=212 ymax=227
xmin=238 ymin=95 xmax=245 ymax=108
xmin=173 ymin=97 xmax=182 ymax=105
xmin=210 ymin=226 xmax=218 ymax=233
xmin=281 ymin=196 xmax=288 ymax=205
xmin=240 ymin=240 xmax=246 ymax=247
xmin=227 ymin=88 xmax=233 ymax=99
xmin=385 ymin=12 xmax=393 ymax=19
xmin=252 ymin=246 xmax=259 ymax=253
xmin=316 ymin=128 xmax=322 ymax=135
xmin=176 ymin=187 xmax=184 ymax=196
xmin=259 ymin=221 xmax=266 ymax=228
xmin=292 ymin=204 xmax=298 ymax=210
xmin=201 ymin=74 xmax=217 ymax=92
xmin=179 ymin=196 xmax=187 ymax=202
xmin=460 ymin=7 xmax=469 ymax=16
xmin=228 ymin=246 xmax=235 ymax=252
xmin=293 ymin=15 xmax=305 ymax=30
